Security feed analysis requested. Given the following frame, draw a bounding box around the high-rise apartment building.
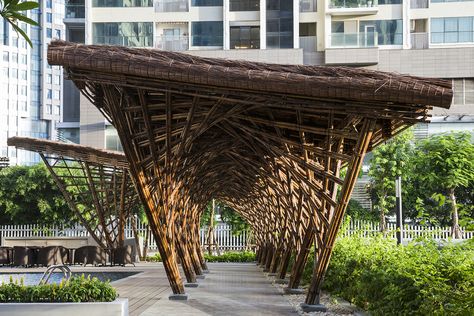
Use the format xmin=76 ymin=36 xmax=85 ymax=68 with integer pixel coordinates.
xmin=1 ymin=0 xmax=66 ymax=165
xmin=67 ymin=0 xmax=474 ymax=207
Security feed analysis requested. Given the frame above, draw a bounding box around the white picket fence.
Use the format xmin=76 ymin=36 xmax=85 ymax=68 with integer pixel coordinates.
xmin=0 ymin=219 xmax=249 ymax=253
xmin=342 ymin=219 xmax=474 ymax=240
xmin=0 ymin=219 xmax=471 ymax=253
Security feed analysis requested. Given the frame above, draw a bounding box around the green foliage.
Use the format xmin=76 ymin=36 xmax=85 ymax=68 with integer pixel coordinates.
xmin=0 ymin=164 xmax=75 ymax=226
xmin=345 ymin=199 xmax=377 ymax=221
xmin=0 ymin=0 xmax=39 ymax=47
xmin=219 ymin=205 xmax=250 ymax=236
xmin=204 ymin=251 xmax=255 ymax=263
xmin=302 ymin=236 xmax=474 ymax=315
xmin=367 ymin=130 xmax=413 ymax=227
xmin=0 ymin=275 xmax=117 ymax=303
xmin=146 ymin=252 xmax=162 ymax=262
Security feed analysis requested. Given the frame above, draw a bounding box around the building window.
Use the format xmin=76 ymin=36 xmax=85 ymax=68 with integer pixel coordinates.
xmin=359 ymin=19 xmax=403 ymax=45
xmin=20 ymin=54 xmax=27 ymax=64
xmin=191 ymin=21 xmax=223 ymax=46
xmin=19 ymin=101 xmax=27 ymax=112
xmin=47 ymin=13 xmax=53 ymax=23
xmin=11 ymin=53 xmax=18 ymax=63
xmin=300 ymin=23 xmax=316 ymax=36
xmin=46 ymin=104 xmax=52 ymax=114
xmin=378 ymin=0 xmax=401 ymax=3
xmin=47 ymin=89 xmax=52 ymax=99
xmin=452 ymin=79 xmax=474 ymax=105
xmin=55 ymin=29 xmax=61 ymax=38
xmin=92 ymin=0 xmax=152 ymax=7
xmin=20 ymin=85 xmax=27 ymax=96
xmin=11 ymin=68 xmax=18 ymax=79
xmin=2 ymin=52 xmax=8 ymax=62
xmin=300 ymin=0 xmax=316 ymax=12
xmin=53 ymin=90 xmax=60 ymax=100
xmin=2 ymin=68 xmax=8 ymax=77
xmin=230 ymin=26 xmax=260 ymax=49
xmin=54 ymin=105 xmax=60 ymax=115
xmin=46 ymin=0 xmax=52 ymax=8
xmin=93 ymin=22 xmax=153 ymax=47
xmin=266 ymin=0 xmax=294 ymax=48
xmin=431 ymin=17 xmax=474 ymax=44
xmin=191 ymin=0 xmax=223 ymax=6
xmin=229 ymin=0 xmax=259 ymax=11
xmin=20 ymin=70 xmax=27 ymax=80
xmin=47 ymin=74 xmax=52 ymax=84
xmin=54 ymin=75 xmax=60 ymax=85
xmin=47 ymin=28 xmax=52 ymax=38
xmin=105 ymin=125 xmax=123 ymax=151
xmin=12 ymin=37 xmax=18 ymax=47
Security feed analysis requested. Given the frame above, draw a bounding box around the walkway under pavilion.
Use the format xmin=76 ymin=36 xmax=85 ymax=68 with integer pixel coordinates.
xmin=47 ymin=40 xmax=452 ymax=309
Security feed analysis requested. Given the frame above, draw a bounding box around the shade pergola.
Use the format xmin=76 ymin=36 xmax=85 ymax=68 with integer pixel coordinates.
xmin=8 ymin=136 xmax=139 ymax=250
xmin=48 ymin=40 xmax=452 ymax=304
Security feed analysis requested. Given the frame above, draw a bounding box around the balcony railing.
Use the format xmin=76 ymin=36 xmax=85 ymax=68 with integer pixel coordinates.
xmin=329 ymin=0 xmax=378 ymax=9
xmin=330 ymin=32 xmax=378 ymax=48
xmin=411 ymin=32 xmax=429 ymax=49
xmin=155 ymin=35 xmax=189 ymax=51
xmin=93 ymin=36 xmax=153 ymax=47
xmin=154 ymin=0 xmax=188 ymax=12
xmin=299 ymin=36 xmax=317 ymax=52
xmin=300 ymin=0 xmax=317 ymax=12
xmin=65 ymin=4 xmax=85 ymax=18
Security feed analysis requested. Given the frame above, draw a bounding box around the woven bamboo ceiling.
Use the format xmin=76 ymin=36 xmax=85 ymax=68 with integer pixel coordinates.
xmin=48 ymin=40 xmax=452 ymax=304
xmin=7 ymin=136 xmax=139 ymax=249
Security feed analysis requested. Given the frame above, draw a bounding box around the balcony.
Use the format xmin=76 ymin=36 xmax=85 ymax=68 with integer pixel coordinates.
xmin=300 ymin=0 xmax=317 ymax=12
xmin=154 ymin=0 xmax=188 ymax=12
xmin=300 ymin=36 xmax=317 ymax=52
xmin=327 ymin=0 xmax=378 ymax=16
xmin=330 ymin=32 xmax=378 ymax=48
xmin=410 ymin=0 xmax=428 ymax=9
xmin=155 ymin=35 xmax=189 ymax=51
xmin=410 ymin=32 xmax=429 ymax=49
xmin=65 ymin=3 xmax=85 ymax=19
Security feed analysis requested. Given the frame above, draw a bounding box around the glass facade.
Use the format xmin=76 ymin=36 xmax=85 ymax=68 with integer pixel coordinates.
xmin=230 ymin=26 xmax=260 ymax=49
xmin=359 ymin=19 xmax=402 ymax=45
xmin=431 ymin=17 xmax=474 ymax=43
xmin=266 ymin=0 xmax=294 ymax=48
xmin=229 ymin=0 xmax=259 ymax=11
xmin=379 ymin=0 xmax=401 ymax=4
xmin=93 ymin=22 xmax=153 ymax=46
xmin=105 ymin=125 xmax=123 ymax=151
xmin=191 ymin=0 xmax=222 ymax=6
xmin=92 ymin=0 xmax=152 ymax=7
xmin=191 ymin=21 xmax=223 ymax=46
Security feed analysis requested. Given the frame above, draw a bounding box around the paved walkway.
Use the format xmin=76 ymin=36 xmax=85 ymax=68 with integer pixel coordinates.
xmin=140 ymin=263 xmax=297 ymax=316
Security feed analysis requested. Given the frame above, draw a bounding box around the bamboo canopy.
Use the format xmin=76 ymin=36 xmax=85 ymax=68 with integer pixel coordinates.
xmin=48 ymin=40 xmax=452 ymax=304
xmin=8 ymin=136 xmax=139 ymax=250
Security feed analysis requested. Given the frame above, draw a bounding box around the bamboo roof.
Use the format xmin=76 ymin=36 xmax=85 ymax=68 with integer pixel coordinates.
xmin=8 ymin=136 xmax=128 ymax=169
xmin=46 ymin=40 xmax=452 ymax=304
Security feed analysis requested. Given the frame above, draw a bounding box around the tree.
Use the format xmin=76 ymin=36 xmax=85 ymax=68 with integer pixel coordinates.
xmin=0 ymin=164 xmax=75 ymax=226
xmin=367 ymin=130 xmax=413 ymax=231
xmin=219 ymin=204 xmax=249 ymax=236
xmin=412 ymin=132 xmax=474 ymax=238
xmin=1 ymin=0 xmax=39 ymax=47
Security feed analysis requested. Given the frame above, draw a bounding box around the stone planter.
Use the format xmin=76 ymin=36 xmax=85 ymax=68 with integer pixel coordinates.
xmin=0 ymin=298 xmax=128 ymax=316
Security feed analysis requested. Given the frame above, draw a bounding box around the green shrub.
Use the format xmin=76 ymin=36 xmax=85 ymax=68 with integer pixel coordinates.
xmin=302 ymin=236 xmax=474 ymax=315
xmin=204 ymin=251 xmax=255 ymax=263
xmin=146 ymin=252 xmax=162 ymax=262
xmin=0 ymin=275 xmax=117 ymax=303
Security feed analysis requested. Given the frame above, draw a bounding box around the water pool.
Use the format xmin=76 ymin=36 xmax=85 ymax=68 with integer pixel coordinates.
xmin=0 ymin=271 xmax=139 ymax=286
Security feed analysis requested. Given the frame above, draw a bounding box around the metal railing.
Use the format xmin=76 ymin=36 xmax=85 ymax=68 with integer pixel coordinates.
xmin=93 ymin=36 xmax=153 ymax=47
xmin=154 ymin=0 xmax=188 ymax=12
xmin=155 ymin=35 xmax=189 ymax=51
xmin=329 ymin=0 xmax=378 ymax=9
xmin=65 ymin=4 xmax=85 ymax=18
xmin=330 ymin=32 xmax=378 ymax=48
xmin=300 ymin=0 xmax=317 ymax=12
xmin=39 ymin=264 xmax=72 ymax=285
xmin=299 ymin=36 xmax=317 ymax=52
xmin=411 ymin=32 xmax=429 ymax=49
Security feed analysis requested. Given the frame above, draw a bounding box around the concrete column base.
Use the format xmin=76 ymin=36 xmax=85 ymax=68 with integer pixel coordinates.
xmin=196 ymin=275 xmax=205 ymax=279
xmin=184 ymin=283 xmax=198 ymax=288
xmin=284 ymin=287 xmax=305 ymax=294
xmin=300 ymin=303 xmax=327 ymax=313
xmin=274 ymin=278 xmax=289 ymax=285
xmin=168 ymin=293 xmax=188 ymax=301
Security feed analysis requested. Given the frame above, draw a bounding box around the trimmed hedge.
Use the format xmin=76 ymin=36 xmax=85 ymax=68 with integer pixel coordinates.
xmin=0 ymin=275 xmax=117 ymax=303
xmin=302 ymin=236 xmax=474 ymax=315
xmin=204 ymin=251 xmax=255 ymax=263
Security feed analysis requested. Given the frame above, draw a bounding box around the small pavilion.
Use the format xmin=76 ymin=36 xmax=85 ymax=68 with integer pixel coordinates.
xmin=47 ymin=40 xmax=452 ymax=309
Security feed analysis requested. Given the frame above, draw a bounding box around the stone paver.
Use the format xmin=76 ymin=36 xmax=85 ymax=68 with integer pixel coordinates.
xmin=142 ymin=263 xmax=298 ymax=316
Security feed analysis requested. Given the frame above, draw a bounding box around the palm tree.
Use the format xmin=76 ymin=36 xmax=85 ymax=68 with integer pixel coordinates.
xmin=1 ymin=0 xmax=39 ymax=47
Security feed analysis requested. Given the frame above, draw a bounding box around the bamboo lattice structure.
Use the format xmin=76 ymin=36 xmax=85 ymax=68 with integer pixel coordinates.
xmin=47 ymin=41 xmax=452 ymax=304
xmin=7 ymin=136 xmax=139 ymax=250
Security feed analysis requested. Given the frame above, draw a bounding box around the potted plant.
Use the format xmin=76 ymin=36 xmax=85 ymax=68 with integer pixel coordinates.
xmin=0 ymin=275 xmax=128 ymax=316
